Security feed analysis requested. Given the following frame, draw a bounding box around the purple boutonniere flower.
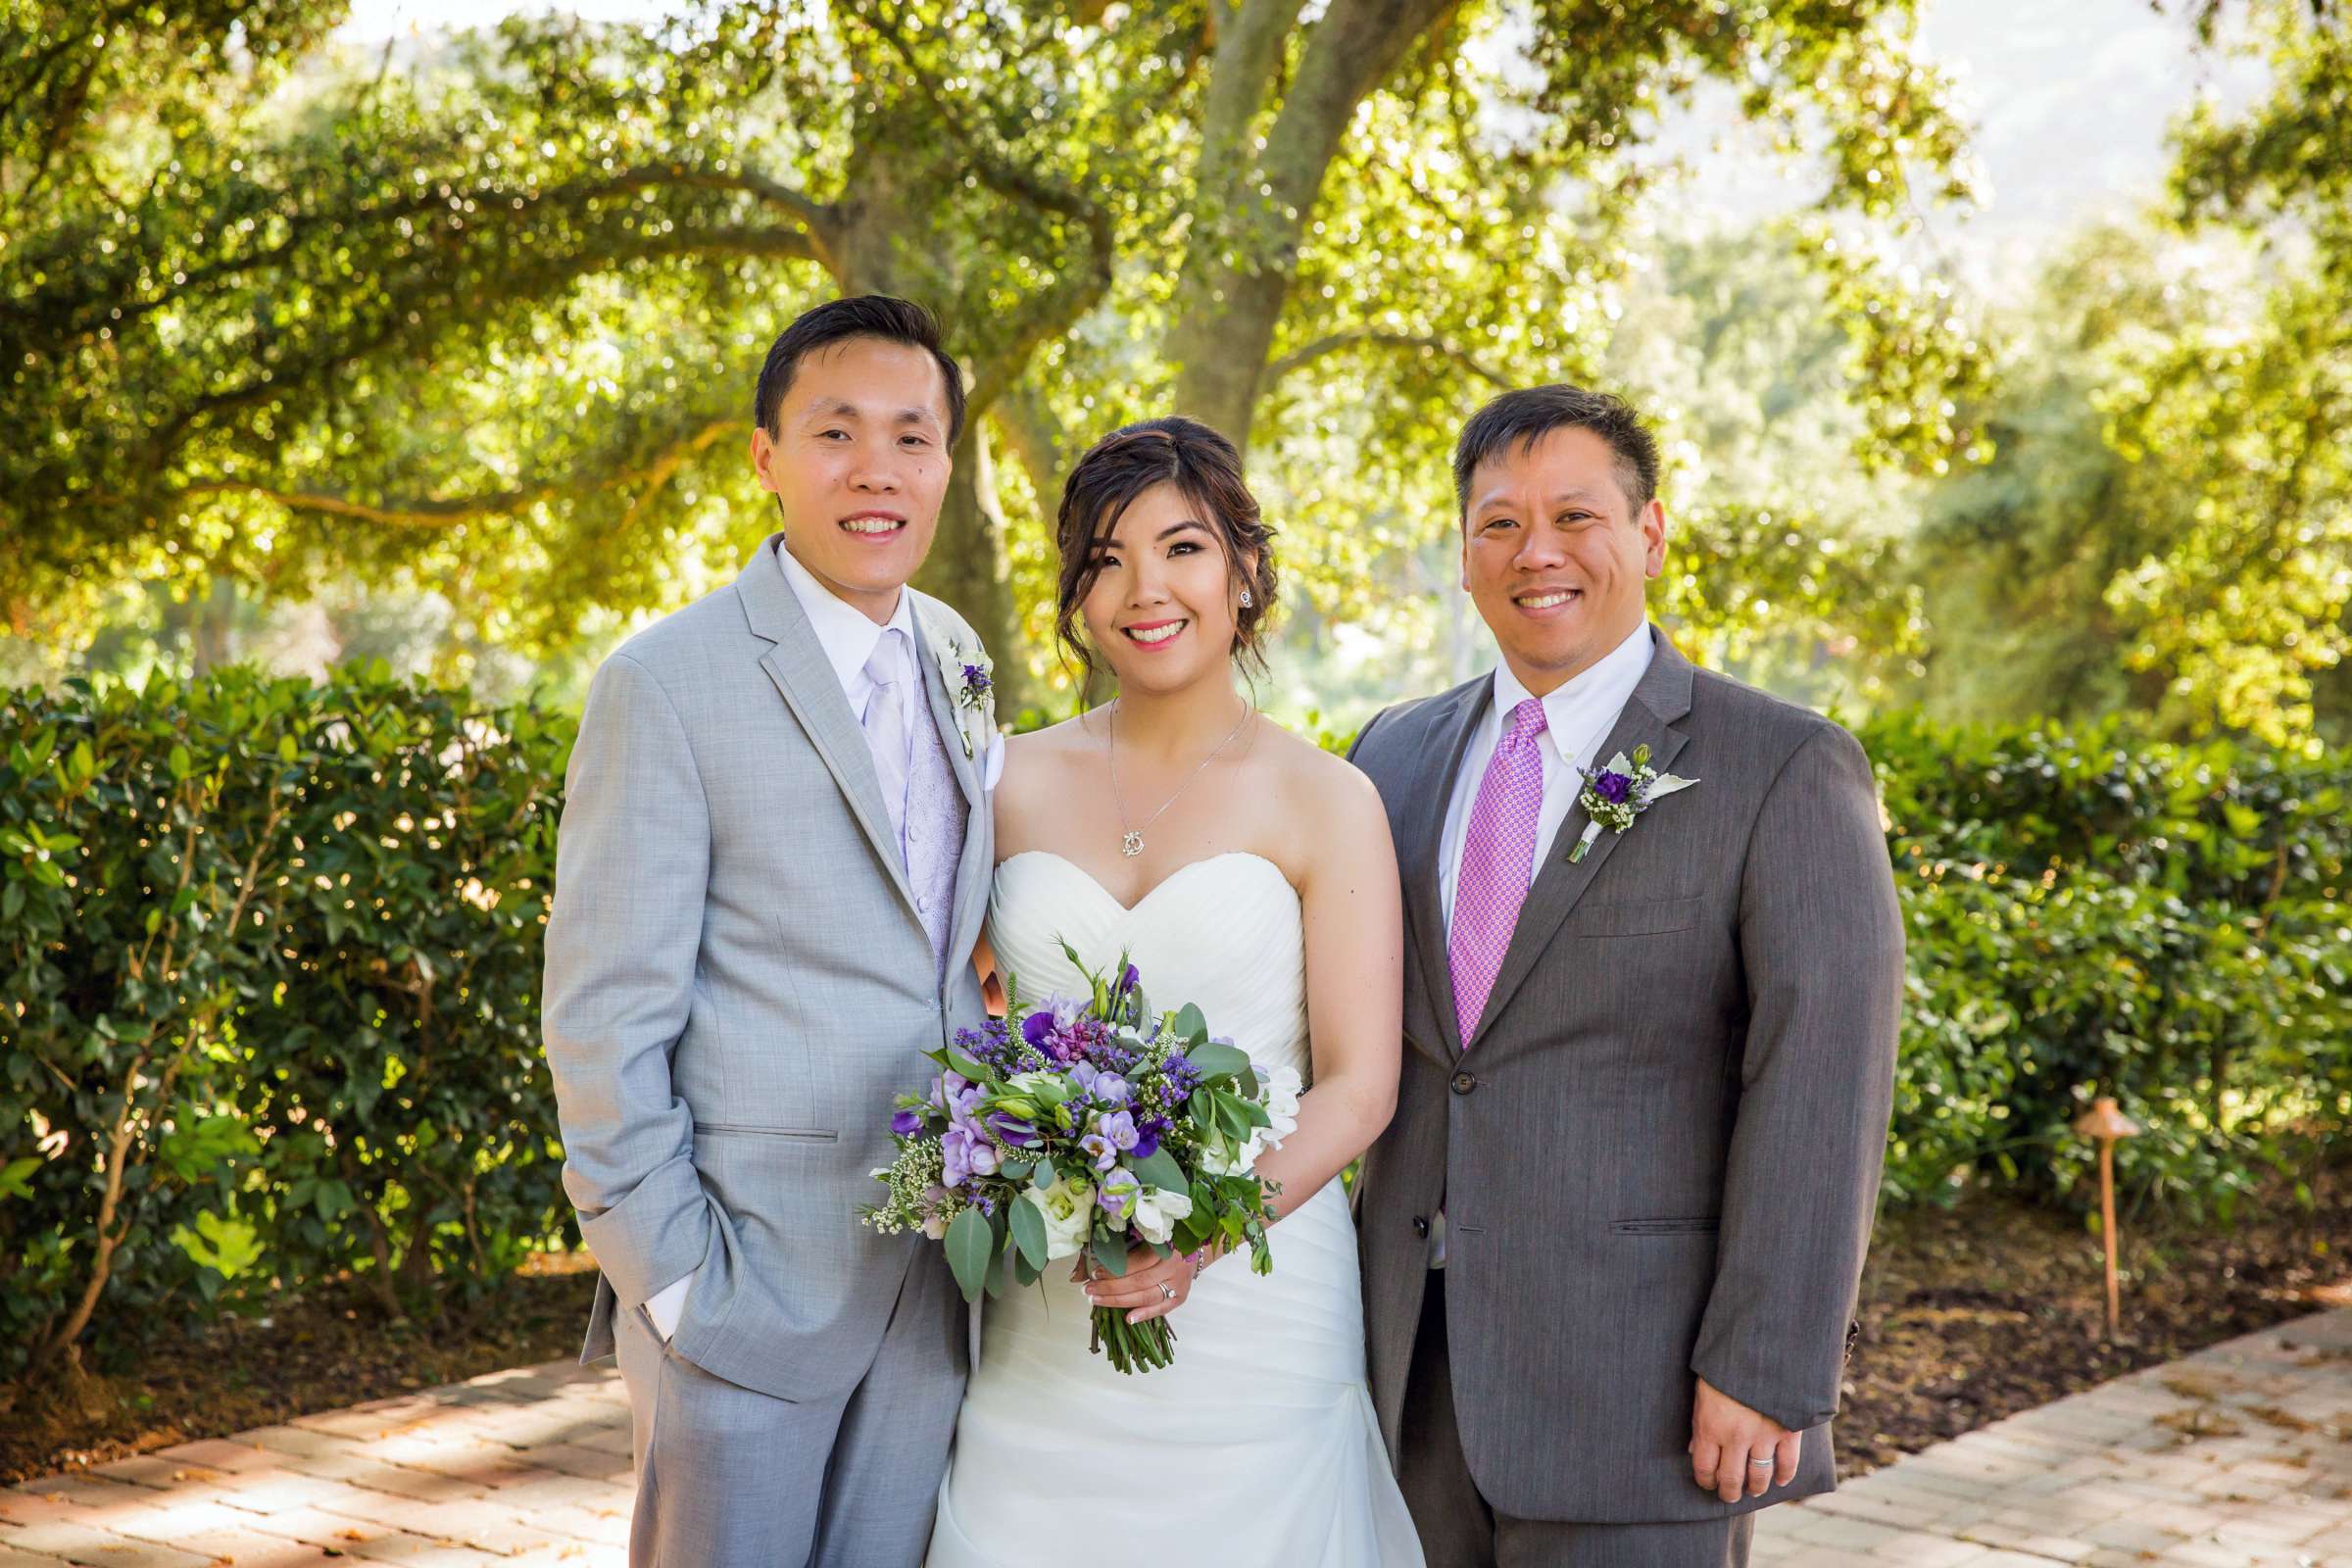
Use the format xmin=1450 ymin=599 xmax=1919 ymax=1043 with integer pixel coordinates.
xmin=1570 ymin=743 xmax=1700 ymax=862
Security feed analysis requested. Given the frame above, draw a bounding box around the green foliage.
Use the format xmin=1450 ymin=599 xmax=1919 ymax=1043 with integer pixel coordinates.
xmin=0 ymin=663 xmax=569 ymax=1379
xmin=2 ymin=0 xmax=1985 ymax=693
xmin=1864 ymin=710 xmax=2351 ymax=1217
xmin=7 ymin=657 xmax=2338 ymax=1379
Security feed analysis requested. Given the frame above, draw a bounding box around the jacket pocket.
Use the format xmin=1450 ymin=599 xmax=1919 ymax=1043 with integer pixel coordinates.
xmin=1571 ymin=897 xmax=1702 ymax=938
xmin=1610 ymin=1216 xmax=1720 ymax=1235
xmin=692 ymin=1122 xmax=839 ymax=1143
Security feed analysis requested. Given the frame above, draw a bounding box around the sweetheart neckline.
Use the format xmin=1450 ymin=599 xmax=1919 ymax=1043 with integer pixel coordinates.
xmin=994 ymin=848 xmax=1296 ymax=916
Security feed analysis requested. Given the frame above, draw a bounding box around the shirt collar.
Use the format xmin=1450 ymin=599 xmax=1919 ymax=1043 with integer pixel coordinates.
xmin=773 ymin=538 xmax=918 ymax=695
xmin=1489 ymin=620 xmax=1656 ymax=767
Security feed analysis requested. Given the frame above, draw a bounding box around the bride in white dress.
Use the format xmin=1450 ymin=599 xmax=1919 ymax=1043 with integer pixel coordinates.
xmin=928 ymin=417 xmax=1422 ymax=1567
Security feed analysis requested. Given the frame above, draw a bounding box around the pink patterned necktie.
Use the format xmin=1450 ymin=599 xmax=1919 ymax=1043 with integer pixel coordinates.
xmin=1448 ymin=698 xmax=1549 ymax=1049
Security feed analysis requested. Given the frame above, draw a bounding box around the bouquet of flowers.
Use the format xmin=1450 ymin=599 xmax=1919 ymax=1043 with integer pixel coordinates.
xmin=862 ymin=944 xmax=1299 ymax=1373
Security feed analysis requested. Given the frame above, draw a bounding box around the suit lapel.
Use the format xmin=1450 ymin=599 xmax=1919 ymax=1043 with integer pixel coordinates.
xmin=734 ymin=536 xmax=923 ymax=922
xmin=1470 ymin=628 xmax=1696 ymax=1044
xmin=1396 ymin=679 xmax=1491 ymax=1063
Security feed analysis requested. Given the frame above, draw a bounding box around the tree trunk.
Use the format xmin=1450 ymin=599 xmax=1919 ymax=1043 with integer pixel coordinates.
xmin=913 ymin=419 xmax=1027 ymax=713
xmin=837 ymin=145 xmax=1037 ymax=710
xmin=188 ymin=577 xmax=239 ymax=674
xmin=1164 ymin=0 xmax=1457 ymax=453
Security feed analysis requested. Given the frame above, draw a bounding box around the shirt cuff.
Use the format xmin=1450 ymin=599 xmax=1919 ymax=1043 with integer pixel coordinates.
xmin=645 ymin=1272 xmax=693 ymax=1341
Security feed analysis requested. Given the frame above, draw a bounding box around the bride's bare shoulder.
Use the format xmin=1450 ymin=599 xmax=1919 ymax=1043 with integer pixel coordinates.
xmin=1248 ymin=716 xmax=1388 ymax=828
xmin=995 ymin=710 xmax=1101 ymax=835
xmin=1003 ymin=710 xmax=1101 ymax=765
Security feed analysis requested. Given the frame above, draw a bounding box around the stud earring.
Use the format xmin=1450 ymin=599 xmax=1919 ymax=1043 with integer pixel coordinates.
xmin=1240 ymin=587 xmax=1254 ymax=609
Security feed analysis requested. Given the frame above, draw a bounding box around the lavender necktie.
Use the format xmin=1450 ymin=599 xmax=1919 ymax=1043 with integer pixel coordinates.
xmin=1448 ymin=698 xmax=1548 ymax=1049
xmin=862 ymin=628 xmax=914 ymax=860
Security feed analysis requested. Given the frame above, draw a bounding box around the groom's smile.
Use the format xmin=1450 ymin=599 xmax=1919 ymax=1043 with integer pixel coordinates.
xmin=840 ymin=508 xmax=909 ymax=538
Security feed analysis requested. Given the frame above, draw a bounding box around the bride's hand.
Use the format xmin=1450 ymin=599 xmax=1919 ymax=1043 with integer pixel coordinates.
xmin=1079 ymin=1245 xmax=1199 ymax=1325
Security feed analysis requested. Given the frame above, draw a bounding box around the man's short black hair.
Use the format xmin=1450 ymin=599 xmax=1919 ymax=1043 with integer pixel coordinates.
xmin=753 ymin=295 xmax=966 ymax=446
xmin=1452 ymin=384 xmax=1660 ymax=519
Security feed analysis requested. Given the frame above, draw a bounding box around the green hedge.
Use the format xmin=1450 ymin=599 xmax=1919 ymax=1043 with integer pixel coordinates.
xmin=1 ymin=665 xmax=569 ymax=1382
xmin=2 ymin=670 xmax=2345 ymax=1381
xmin=1864 ymin=711 xmax=2351 ymax=1216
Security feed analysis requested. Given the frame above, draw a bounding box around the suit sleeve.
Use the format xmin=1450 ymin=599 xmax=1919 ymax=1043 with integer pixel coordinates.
xmin=542 ymin=652 xmax=718 ymax=1311
xmin=1690 ymin=722 xmax=1902 ymax=1432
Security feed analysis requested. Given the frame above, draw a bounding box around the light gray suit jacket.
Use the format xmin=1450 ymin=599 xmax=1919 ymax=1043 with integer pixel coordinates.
xmin=1350 ymin=627 xmax=1902 ymax=1524
xmin=543 ymin=535 xmax=993 ymax=1404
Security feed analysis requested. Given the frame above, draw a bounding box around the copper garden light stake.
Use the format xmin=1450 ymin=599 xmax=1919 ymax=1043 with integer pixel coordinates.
xmin=2073 ymin=1097 xmax=2140 ymax=1340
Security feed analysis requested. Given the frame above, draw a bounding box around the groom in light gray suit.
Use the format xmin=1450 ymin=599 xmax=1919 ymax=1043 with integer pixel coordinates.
xmin=1350 ymin=386 xmax=1903 ymax=1567
xmin=544 ymin=297 xmax=1000 ymax=1567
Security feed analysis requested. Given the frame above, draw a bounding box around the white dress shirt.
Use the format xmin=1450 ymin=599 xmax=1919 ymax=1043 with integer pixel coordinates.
xmin=774 ymin=538 xmax=921 ymax=753
xmin=645 ymin=541 xmax=922 ymax=1344
xmin=1438 ymin=621 xmax=1656 ymax=933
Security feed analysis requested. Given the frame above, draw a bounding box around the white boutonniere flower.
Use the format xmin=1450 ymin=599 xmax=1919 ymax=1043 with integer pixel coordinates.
xmin=928 ymin=633 xmax=997 ymax=761
xmin=1569 ymin=743 xmax=1699 ymax=862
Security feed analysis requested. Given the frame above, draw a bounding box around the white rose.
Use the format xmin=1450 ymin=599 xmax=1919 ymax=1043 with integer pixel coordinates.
xmin=1130 ymin=1186 xmax=1195 ymax=1247
xmin=1021 ymin=1175 xmax=1095 ymax=1260
xmin=1260 ymin=1065 xmax=1302 ymax=1129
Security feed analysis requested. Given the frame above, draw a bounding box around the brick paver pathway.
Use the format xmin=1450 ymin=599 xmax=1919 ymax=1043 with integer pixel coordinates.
xmin=4 ymin=1309 xmax=2346 ymax=1567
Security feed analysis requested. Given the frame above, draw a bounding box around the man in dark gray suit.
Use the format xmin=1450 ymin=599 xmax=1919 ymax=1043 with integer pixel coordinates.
xmin=1349 ymin=386 xmax=1903 ymax=1567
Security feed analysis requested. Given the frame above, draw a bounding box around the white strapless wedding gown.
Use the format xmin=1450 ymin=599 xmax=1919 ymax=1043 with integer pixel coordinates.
xmin=927 ymin=851 xmax=1424 ymax=1567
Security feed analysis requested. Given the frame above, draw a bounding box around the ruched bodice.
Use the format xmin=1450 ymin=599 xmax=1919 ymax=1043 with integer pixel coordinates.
xmin=928 ymin=851 xmax=1422 ymax=1568
xmin=986 ymin=851 xmax=1310 ymax=1083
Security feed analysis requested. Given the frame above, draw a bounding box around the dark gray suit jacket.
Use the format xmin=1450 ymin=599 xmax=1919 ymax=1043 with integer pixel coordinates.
xmin=1350 ymin=626 xmax=1901 ymax=1524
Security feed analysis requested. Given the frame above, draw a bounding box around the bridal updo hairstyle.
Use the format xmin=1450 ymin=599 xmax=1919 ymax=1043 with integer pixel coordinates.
xmin=1053 ymin=416 xmax=1279 ymax=683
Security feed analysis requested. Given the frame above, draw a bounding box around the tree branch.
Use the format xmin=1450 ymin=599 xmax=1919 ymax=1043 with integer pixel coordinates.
xmin=1194 ymin=0 xmax=1313 ymax=213
xmin=178 ymin=416 xmax=742 ymax=531
xmin=993 ymin=379 xmax=1078 ymax=511
xmin=852 ymin=3 xmax=1114 ymax=288
xmin=1265 ymin=327 xmax=1507 ymax=388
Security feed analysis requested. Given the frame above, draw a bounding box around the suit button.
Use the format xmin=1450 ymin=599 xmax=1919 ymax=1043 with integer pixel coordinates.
xmin=1450 ymin=1071 xmax=1477 ymax=1097
xmin=1412 ymin=1216 xmax=1430 ymax=1238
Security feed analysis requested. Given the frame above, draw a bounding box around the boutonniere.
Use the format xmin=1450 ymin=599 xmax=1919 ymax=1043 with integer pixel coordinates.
xmin=930 ymin=633 xmax=997 ymax=760
xmin=1569 ymin=744 xmax=1698 ymax=862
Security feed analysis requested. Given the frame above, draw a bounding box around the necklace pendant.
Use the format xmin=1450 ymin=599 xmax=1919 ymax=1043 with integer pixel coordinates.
xmin=1120 ymin=830 xmax=1145 ymax=858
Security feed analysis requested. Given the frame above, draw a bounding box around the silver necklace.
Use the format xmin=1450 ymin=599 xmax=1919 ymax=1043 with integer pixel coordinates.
xmin=1107 ymin=698 xmax=1251 ymax=858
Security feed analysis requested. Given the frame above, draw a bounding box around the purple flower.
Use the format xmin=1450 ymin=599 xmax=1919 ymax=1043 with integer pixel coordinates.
xmin=960 ymin=662 xmax=991 ymax=698
xmin=1021 ymin=1011 xmax=1054 ymax=1049
xmin=1097 ymin=1168 xmax=1140 ymax=1222
xmin=1132 ymin=1121 xmax=1163 ymax=1161
xmin=1593 ymin=770 xmax=1634 ymax=805
xmin=1096 ymin=1109 xmax=1139 ymax=1153
xmin=1079 ymin=1132 xmax=1117 ymax=1172
xmin=1091 ymin=1073 xmax=1130 ymax=1105
xmin=941 ymin=1126 xmax=975 ymax=1187
xmin=890 ymin=1108 xmax=923 ymax=1137
xmin=987 ymin=1110 xmax=1038 ymax=1147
